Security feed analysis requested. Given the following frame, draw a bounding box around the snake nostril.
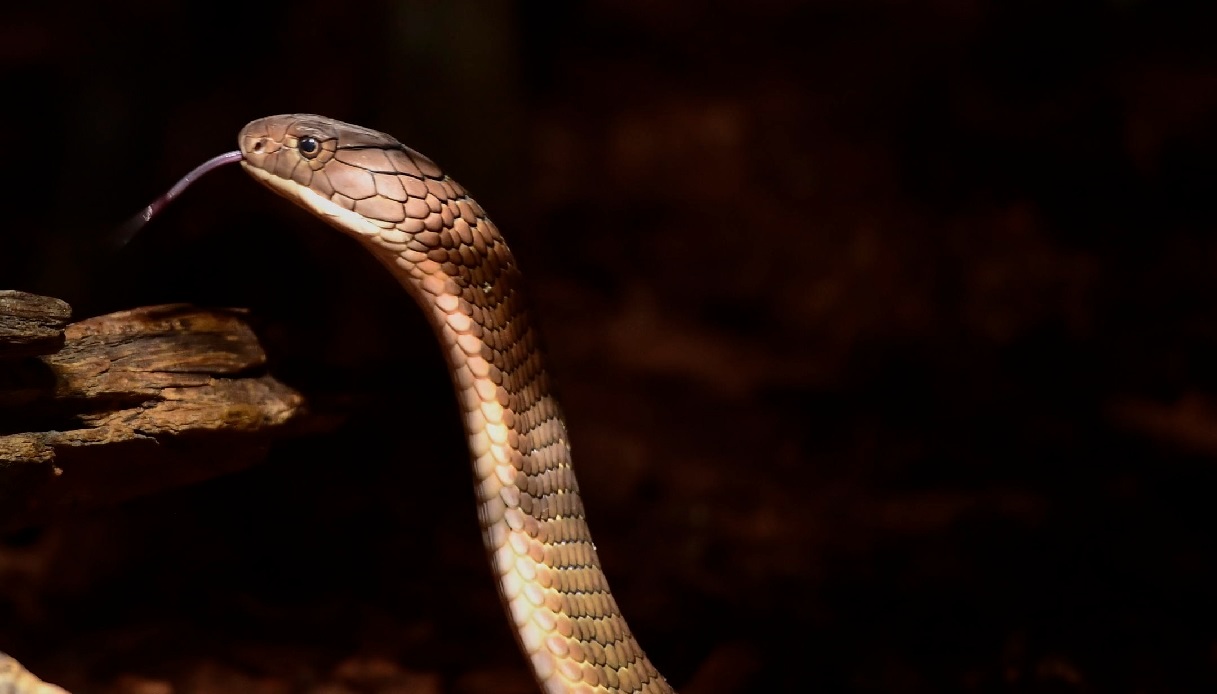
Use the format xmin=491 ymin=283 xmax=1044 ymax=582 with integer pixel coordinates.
xmin=251 ymin=140 xmax=265 ymax=154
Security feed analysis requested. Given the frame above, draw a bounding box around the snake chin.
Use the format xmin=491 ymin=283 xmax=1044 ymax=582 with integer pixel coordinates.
xmin=241 ymin=161 xmax=383 ymax=241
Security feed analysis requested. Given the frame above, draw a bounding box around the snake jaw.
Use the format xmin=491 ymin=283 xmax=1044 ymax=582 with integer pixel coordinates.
xmin=238 ymin=116 xmax=378 ymax=239
xmin=239 ymin=161 xmax=384 ymax=240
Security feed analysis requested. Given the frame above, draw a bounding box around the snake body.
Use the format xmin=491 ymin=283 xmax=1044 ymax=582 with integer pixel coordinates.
xmin=0 ymin=115 xmax=672 ymax=694
xmin=238 ymin=115 xmax=673 ymax=694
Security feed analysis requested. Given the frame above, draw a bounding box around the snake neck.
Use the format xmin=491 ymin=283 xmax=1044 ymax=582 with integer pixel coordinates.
xmin=358 ymin=220 xmax=672 ymax=693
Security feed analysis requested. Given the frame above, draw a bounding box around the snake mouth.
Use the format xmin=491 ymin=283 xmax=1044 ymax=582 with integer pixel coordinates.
xmin=239 ymin=159 xmax=386 ymax=241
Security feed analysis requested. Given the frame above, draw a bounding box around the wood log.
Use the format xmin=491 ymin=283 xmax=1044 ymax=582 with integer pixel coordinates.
xmin=0 ymin=291 xmax=70 ymax=359
xmin=0 ymin=291 xmax=340 ymax=532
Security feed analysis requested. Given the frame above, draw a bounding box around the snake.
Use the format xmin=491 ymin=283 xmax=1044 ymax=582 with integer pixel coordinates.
xmin=0 ymin=115 xmax=674 ymax=694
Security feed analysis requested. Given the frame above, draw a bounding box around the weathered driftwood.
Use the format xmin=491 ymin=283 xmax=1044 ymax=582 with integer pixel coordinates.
xmin=0 ymin=290 xmax=337 ymax=531
xmin=0 ymin=291 xmax=70 ymax=359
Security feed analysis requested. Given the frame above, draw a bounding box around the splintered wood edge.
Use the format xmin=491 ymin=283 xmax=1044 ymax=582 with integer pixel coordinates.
xmin=0 ymin=290 xmax=72 ymax=359
xmin=0 ymin=299 xmax=341 ymax=530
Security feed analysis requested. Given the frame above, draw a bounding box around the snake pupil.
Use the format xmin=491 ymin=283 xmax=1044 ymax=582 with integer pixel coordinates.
xmin=298 ymin=136 xmax=319 ymax=155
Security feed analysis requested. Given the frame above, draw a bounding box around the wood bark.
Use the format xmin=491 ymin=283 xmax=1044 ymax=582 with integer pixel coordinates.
xmin=0 ymin=290 xmax=338 ymax=532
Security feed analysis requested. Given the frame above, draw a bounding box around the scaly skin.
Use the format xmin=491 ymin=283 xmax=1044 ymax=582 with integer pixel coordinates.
xmin=238 ymin=114 xmax=673 ymax=694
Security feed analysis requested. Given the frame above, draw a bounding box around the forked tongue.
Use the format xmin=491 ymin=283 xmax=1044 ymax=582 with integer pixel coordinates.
xmin=110 ymin=150 xmax=244 ymax=249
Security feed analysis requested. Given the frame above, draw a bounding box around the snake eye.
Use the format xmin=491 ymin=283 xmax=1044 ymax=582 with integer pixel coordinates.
xmin=298 ymin=135 xmax=320 ymax=158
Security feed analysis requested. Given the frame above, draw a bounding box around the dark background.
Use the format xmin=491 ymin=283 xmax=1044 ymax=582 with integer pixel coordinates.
xmin=2 ymin=1 xmax=1217 ymax=692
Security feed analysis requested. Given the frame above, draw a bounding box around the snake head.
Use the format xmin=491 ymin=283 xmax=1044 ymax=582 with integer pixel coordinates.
xmin=239 ymin=114 xmax=340 ymax=178
xmin=236 ymin=114 xmax=472 ymax=248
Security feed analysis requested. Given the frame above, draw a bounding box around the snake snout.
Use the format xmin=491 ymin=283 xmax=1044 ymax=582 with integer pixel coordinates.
xmin=237 ymin=133 xmax=282 ymax=177
xmin=236 ymin=119 xmax=285 ymax=167
xmin=238 ymin=131 xmax=275 ymax=159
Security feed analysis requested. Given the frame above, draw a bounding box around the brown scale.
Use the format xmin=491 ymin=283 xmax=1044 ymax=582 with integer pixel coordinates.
xmin=239 ymin=114 xmax=674 ymax=694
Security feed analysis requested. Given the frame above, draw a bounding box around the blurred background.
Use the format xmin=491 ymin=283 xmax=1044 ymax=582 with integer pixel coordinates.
xmin=2 ymin=1 xmax=1217 ymax=692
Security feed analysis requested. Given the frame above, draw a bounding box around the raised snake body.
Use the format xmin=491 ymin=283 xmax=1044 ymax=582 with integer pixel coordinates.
xmin=0 ymin=115 xmax=673 ymax=694
xmin=239 ymin=115 xmax=672 ymax=694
